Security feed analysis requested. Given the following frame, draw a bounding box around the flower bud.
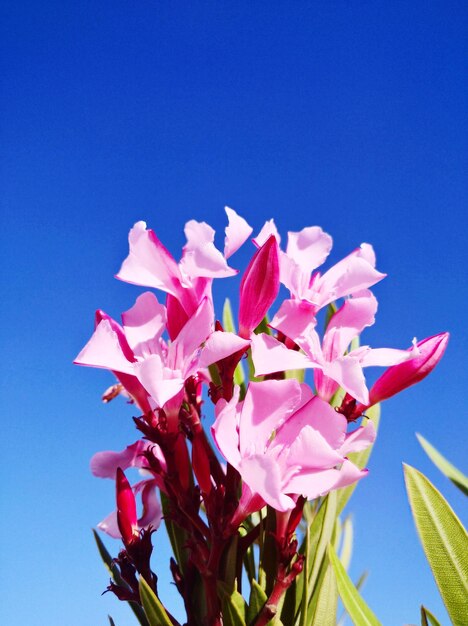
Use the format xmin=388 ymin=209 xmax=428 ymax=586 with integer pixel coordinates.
xmin=238 ymin=235 xmax=280 ymax=338
xmin=368 ymin=332 xmax=449 ymax=406
xmin=116 ymin=467 xmax=139 ymax=546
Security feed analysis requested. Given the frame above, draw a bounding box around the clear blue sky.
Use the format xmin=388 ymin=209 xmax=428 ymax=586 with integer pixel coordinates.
xmin=1 ymin=1 xmax=466 ymax=624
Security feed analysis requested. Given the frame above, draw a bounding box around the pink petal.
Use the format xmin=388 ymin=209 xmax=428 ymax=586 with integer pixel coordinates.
xmin=169 ymin=297 xmax=214 ymax=369
xmin=286 ymin=226 xmax=333 ymax=274
xmin=358 ymin=344 xmax=419 ymax=367
xmin=287 ymin=425 xmax=344 ymax=469
xmin=323 ymin=290 xmax=378 ymax=360
xmin=332 ymin=459 xmax=369 ymax=490
xmin=224 ymin=207 xmax=253 ymax=258
xmin=323 ymin=356 xmax=370 ymax=405
xmin=116 ymin=221 xmax=184 ymax=297
xmin=340 ymin=421 xmax=376 ymax=456
xmin=180 ymin=220 xmax=237 ymax=279
xmin=74 ymin=319 xmax=134 ymax=375
xmin=239 ymin=454 xmax=295 ymax=512
xmin=313 ymin=246 xmax=386 ymax=308
xmin=286 ymin=467 xmax=343 ymax=500
xmin=270 ymin=299 xmax=318 ymax=343
xmin=275 ymin=395 xmax=346 ymax=451
xmin=97 ymin=511 xmax=120 ymax=538
xmin=121 ymin=292 xmax=167 ymax=357
xmin=252 ymin=219 xmax=281 ymax=247
xmin=90 ymin=440 xmax=152 ymax=478
xmin=198 ymin=331 xmax=250 ymax=368
xmin=211 ymin=388 xmax=242 ymax=469
xmin=166 ymin=293 xmax=190 ymax=341
xmin=278 ymin=252 xmax=310 ymax=300
xmin=133 ymin=355 xmax=185 ymax=408
xmin=251 ymin=332 xmax=314 ymax=377
xmin=239 ymin=379 xmax=302 ymax=456
xmin=134 ymin=480 xmax=162 ymax=530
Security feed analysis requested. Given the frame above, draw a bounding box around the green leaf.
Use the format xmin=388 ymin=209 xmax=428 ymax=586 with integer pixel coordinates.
xmin=218 ymin=581 xmax=247 ymax=626
xmin=284 ymin=368 xmax=305 ymax=383
xmin=108 ymin=617 xmax=116 ymax=626
xmin=416 ymin=433 xmax=468 ymax=496
xmin=336 ymin=404 xmax=381 ymax=515
xmin=339 ymin=516 xmax=353 ymax=572
xmin=328 ymin=544 xmax=381 ymax=626
xmin=160 ymin=492 xmax=188 ymax=575
xmin=247 ymin=579 xmax=268 ymax=625
xmin=420 ymin=605 xmax=442 ymax=626
xmin=139 ymin=576 xmax=173 ymax=626
xmin=223 ymin=298 xmax=246 ymax=387
xmin=92 ymin=530 xmax=149 ymax=626
xmin=404 ymin=464 xmax=468 ymax=626
xmin=310 ymin=558 xmax=338 ymax=626
xmin=308 ymin=491 xmax=337 ymax=593
xmin=299 ymin=525 xmax=310 ymax=626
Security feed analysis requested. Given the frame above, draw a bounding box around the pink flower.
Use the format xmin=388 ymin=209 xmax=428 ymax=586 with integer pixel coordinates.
xmin=238 ymin=235 xmax=280 ymax=338
xmin=116 ymin=208 xmax=252 ymax=339
xmin=252 ymin=290 xmax=420 ymax=405
xmin=75 ymin=292 xmax=249 ymax=415
xmin=254 ymin=220 xmax=385 ymax=317
xmin=91 ymin=441 xmax=165 ymax=540
xmin=212 ymin=379 xmax=375 ymax=513
xmin=367 ymin=332 xmax=449 ymax=407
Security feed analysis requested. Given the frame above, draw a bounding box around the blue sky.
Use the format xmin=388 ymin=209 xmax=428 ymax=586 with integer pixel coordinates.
xmin=1 ymin=1 xmax=466 ymax=624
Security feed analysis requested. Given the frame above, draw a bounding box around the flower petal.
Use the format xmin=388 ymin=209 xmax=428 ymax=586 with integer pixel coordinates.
xmin=90 ymin=441 xmax=152 ymax=478
xmin=238 ymin=454 xmax=295 ymax=512
xmin=239 ymin=379 xmax=302 ymax=456
xmin=180 ymin=219 xmax=237 ymax=279
xmin=224 ymin=207 xmax=253 ymax=258
xmin=74 ymin=319 xmax=134 ymax=375
xmin=251 ymin=332 xmax=313 ymax=377
xmin=286 ymin=226 xmax=333 ymax=275
xmin=121 ymin=292 xmax=167 ymax=357
xmin=116 ymin=221 xmax=183 ymax=296
xmin=198 ymin=331 xmax=250 ymax=368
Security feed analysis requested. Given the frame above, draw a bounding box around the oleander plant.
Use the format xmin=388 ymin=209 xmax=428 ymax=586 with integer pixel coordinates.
xmin=75 ymin=208 xmax=466 ymax=626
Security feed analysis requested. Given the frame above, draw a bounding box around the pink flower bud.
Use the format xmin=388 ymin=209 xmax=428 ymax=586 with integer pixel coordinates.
xmin=192 ymin=433 xmax=212 ymax=495
xmin=368 ymin=332 xmax=449 ymax=406
xmin=116 ymin=467 xmax=139 ymax=545
xmin=238 ymin=235 xmax=280 ymax=338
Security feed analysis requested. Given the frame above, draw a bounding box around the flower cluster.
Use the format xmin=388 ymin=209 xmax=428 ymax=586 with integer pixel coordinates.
xmin=76 ymin=208 xmax=447 ymax=625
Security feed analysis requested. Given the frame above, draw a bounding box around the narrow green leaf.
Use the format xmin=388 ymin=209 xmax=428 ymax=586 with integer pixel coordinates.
xmin=328 ymin=544 xmax=382 ymax=626
xmin=160 ymin=491 xmax=188 ymax=575
xmin=223 ymin=298 xmax=246 ymax=387
xmin=218 ymin=581 xmax=247 ymax=626
xmin=324 ymin=302 xmax=338 ymax=329
xmin=404 ymin=464 xmax=468 ymax=626
xmin=108 ymin=617 xmax=116 ymax=626
xmin=247 ymin=579 xmax=268 ymax=625
xmin=421 ymin=605 xmax=442 ymax=626
xmin=299 ymin=525 xmax=310 ymax=626
xmin=339 ymin=516 xmax=353 ymax=571
xmin=308 ymin=491 xmax=337 ymax=593
xmin=416 ymin=434 xmax=468 ymax=496
xmin=92 ymin=530 xmax=149 ymax=626
xmin=336 ymin=404 xmax=381 ymax=515
xmin=139 ymin=576 xmax=173 ymax=626
xmin=284 ymin=368 xmax=305 ymax=383
xmin=310 ymin=558 xmax=338 ymax=626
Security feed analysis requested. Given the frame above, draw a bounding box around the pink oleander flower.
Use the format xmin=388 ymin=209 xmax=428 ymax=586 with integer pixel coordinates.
xmin=91 ymin=441 xmax=165 ymax=539
xmin=252 ymin=290 xmax=419 ymax=405
xmin=212 ymin=379 xmax=375 ymax=514
xmin=238 ymin=234 xmax=280 ymax=338
xmin=116 ymin=207 xmax=252 ymax=339
xmin=75 ymin=292 xmax=248 ymax=417
xmin=366 ymin=332 xmax=450 ymax=408
xmin=253 ymin=220 xmax=385 ymax=337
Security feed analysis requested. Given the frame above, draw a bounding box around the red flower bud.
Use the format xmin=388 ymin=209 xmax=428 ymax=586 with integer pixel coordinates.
xmin=238 ymin=235 xmax=280 ymax=338
xmin=116 ymin=467 xmax=139 ymax=545
xmin=368 ymin=332 xmax=449 ymax=406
